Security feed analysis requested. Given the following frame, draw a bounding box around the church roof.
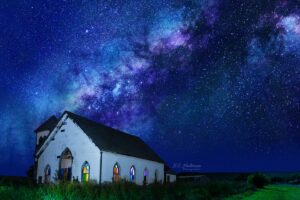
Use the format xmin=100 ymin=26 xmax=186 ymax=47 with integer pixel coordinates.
xmin=64 ymin=111 xmax=164 ymax=163
xmin=35 ymin=116 xmax=58 ymax=133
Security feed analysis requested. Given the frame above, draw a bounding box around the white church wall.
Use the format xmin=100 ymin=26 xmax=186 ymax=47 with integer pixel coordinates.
xmin=37 ymin=115 xmax=101 ymax=183
xmin=101 ymin=151 xmax=164 ymax=185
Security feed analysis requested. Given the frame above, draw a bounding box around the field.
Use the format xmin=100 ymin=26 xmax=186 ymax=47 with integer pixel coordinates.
xmin=0 ymin=181 xmax=248 ymax=200
xmin=1 ymin=183 xmax=300 ymax=200
xmin=226 ymin=185 xmax=300 ymax=200
xmin=0 ymin=174 xmax=300 ymax=200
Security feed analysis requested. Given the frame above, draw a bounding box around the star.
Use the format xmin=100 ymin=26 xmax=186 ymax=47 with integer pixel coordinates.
xmin=1 ymin=0 xmax=300 ymax=175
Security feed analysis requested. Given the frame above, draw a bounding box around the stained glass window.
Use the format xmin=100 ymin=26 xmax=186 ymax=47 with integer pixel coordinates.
xmin=130 ymin=166 xmax=135 ymax=182
xmin=143 ymin=168 xmax=148 ymax=184
xmin=143 ymin=168 xmax=148 ymax=176
xmin=82 ymin=161 xmax=90 ymax=183
xmin=113 ymin=163 xmax=120 ymax=182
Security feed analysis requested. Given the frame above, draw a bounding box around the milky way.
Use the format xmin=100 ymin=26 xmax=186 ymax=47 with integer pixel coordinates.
xmin=0 ymin=0 xmax=300 ymax=175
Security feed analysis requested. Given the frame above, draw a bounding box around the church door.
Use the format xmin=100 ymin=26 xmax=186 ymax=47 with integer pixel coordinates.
xmin=59 ymin=148 xmax=73 ymax=181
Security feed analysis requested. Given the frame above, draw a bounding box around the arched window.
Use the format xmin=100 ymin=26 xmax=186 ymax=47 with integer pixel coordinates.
xmin=44 ymin=165 xmax=51 ymax=184
xmin=59 ymin=148 xmax=73 ymax=181
xmin=154 ymin=169 xmax=159 ymax=183
xmin=143 ymin=168 xmax=148 ymax=185
xmin=81 ymin=161 xmax=90 ymax=183
xmin=113 ymin=163 xmax=120 ymax=182
xmin=130 ymin=166 xmax=135 ymax=182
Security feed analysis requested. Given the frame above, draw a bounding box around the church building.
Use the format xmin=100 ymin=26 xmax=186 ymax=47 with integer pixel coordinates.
xmin=34 ymin=111 xmax=165 ymax=185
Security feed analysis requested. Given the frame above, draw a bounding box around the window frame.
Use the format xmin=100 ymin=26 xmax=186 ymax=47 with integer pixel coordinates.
xmin=130 ymin=165 xmax=136 ymax=182
xmin=113 ymin=162 xmax=120 ymax=182
xmin=81 ymin=161 xmax=90 ymax=183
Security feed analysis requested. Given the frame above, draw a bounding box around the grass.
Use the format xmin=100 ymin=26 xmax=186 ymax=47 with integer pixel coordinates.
xmin=1 ymin=175 xmax=300 ymax=200
xmin=226 ymin=185 xmax=300 ymax=200
xmin=0 ymin=181 xmax=248 ymax=200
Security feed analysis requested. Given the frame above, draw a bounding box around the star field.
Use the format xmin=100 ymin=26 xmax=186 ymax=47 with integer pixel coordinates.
xmin=0 ymin=0 xmax=299 ymax=175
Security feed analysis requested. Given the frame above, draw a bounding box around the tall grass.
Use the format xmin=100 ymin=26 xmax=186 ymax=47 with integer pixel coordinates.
xmin=0 ymin=180 xmax=248 ymax=200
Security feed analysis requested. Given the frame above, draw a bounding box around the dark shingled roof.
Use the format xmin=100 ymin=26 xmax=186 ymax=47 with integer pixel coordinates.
xmin=35 ymin=116 xmax=58 ymax=133
xmin=64 ymin=111 xmax=164 ymax=163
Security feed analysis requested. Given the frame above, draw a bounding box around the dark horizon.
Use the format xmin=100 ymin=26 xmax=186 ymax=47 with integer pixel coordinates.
xmin=2 ymin=170 xmax=300 ymax=179
xmin=1 ymin=0 xmax=300 ymax=176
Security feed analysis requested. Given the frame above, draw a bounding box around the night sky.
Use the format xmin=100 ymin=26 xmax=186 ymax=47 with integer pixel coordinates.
xmin=1 ymin=0 xmax=300 ymax=176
